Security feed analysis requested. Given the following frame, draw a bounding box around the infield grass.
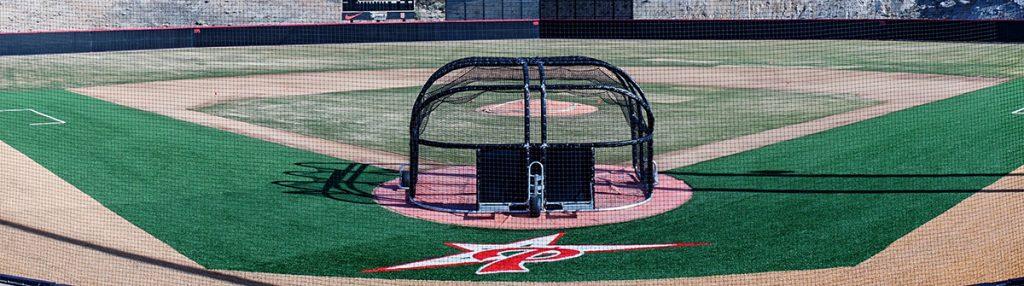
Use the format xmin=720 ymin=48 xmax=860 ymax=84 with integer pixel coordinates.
xmin=197 ymin=84 xmax=876 ymax=164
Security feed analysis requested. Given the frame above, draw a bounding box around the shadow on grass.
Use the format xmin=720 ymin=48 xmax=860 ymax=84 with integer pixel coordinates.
xmin=273 ymin=164 xmax=1023 ymax=198
xmin=272 ymin=162 xmax=399 ymax=204
xmin=663 ymin=170 xmax=1024 ymax=194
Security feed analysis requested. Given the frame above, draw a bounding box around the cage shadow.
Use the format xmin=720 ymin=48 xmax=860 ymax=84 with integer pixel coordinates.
xmin=662 ymin=170 xmax=1024 ymax=194
xmin=272 ymin=162 xmax=399 ymax=204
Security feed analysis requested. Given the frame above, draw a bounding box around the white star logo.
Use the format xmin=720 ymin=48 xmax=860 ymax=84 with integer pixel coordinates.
xmin=365 ymin=233 xmax=709 ymax=275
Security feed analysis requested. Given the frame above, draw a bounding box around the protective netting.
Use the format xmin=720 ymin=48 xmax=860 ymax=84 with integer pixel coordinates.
xmin=1 ymin=2 xmax=1023 ymax=286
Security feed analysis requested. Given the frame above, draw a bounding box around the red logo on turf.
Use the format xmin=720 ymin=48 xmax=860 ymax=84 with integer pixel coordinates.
xmin=364 ymin=233 xmax=709 ymax=275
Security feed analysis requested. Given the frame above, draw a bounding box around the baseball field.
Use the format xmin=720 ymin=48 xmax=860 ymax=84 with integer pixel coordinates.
xmin=2 ymin=39 xmax=1023 ymax=284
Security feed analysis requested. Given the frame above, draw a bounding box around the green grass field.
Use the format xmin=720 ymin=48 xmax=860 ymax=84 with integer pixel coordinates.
xmin=0 ymin=39 xmax=1022 ymax=281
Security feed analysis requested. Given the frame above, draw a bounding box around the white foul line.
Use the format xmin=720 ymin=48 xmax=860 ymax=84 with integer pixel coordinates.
xmin=0 ymin=108 xmax=66 ymax=125
xmin=1013 ymin=107 xmax=1024 ymax=115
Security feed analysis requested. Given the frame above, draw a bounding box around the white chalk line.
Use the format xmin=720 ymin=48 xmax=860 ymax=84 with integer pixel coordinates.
xmin=1013 ymin=107 xmax=1024 ymax=115
xmin=0 ymin=109 xmax=66 ymax=125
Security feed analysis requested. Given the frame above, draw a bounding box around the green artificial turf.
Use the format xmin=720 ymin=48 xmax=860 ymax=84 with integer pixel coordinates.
xmin=197 ymin=84 xmax=875 ymax=164
xmin=0 ymin=78 xmax=1019 ymax=281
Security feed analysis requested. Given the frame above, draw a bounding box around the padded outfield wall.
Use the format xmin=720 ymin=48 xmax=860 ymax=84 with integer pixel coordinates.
xmin=2 ymin=19 xmax=1024 ymax=57
xmin=0 ymin=21 xmax=540 ymax=56
xmin=539 ymin=19 xmax=1024 ymax=42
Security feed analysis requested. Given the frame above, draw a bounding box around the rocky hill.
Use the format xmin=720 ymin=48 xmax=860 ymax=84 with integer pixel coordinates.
xmin=1 ymin=0 xmax=1021 ymax=33
xmin=635 ymin=0 xmax=1024 ymax=19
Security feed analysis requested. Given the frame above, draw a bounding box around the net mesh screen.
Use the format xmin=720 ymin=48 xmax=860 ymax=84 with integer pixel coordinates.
xmin=1 ymin=2 xmax=1023 ymax=286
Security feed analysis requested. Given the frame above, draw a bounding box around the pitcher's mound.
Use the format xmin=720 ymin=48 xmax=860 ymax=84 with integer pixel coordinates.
xmin=476 ymin=99 xmax=598 ymax=117
xmin=373 ymin=165 xmax=692 ymax=229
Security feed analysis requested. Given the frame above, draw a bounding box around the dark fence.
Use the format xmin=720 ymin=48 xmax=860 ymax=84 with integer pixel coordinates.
xmin=193 ymin=21 xmax=538 ymax=47
xmin=540 ymin=19 xmax=1024 ymax=42
xmin=3 ymin=19 xmax=1024 ymax=56
xmin=446 ymin=0 xmax=540 ymax=20
xmin=0 ymin=20 xmax=539 ymax=56
xmin=0 ymin=28 xmax=194 ymax=55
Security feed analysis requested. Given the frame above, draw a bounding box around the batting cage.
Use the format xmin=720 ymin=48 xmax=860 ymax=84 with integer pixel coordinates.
xmin=405 ymin=56 xmax=655 ymax=216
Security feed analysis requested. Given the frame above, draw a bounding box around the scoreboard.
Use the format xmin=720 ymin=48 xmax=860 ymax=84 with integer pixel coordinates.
xmin=342 ymin=0 xmax=415 ymax=12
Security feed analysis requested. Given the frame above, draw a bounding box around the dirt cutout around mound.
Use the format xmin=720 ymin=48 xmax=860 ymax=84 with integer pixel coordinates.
xmin=476 ymin=99 xmax=599 ymax=117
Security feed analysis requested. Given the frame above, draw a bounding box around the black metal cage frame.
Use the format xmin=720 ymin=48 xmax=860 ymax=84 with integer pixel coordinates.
xmin=407 ymin=56 xmax=655 ymax=214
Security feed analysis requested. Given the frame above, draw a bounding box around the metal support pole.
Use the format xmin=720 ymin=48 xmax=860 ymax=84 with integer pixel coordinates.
xmin=521 ymin=59 xmax=532 ymax=156
xmin=538 ymin=60 xmax=548 ymax=146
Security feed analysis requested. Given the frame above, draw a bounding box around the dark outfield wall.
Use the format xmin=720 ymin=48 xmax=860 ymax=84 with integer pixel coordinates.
xmin=1 ymin=19 xmax=1023 ymax=56
xmin=540 ymin=19 xmax=1024 ymax=42
xmin=0 ymin=20 xmax=539 ymax=56
xmin=191 ymin=21 xmax=538 ymax=47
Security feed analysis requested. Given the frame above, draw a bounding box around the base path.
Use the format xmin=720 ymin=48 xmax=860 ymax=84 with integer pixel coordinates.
xmin=373 ymin=165 xmax=691 ymax=229
xmin=623 ymin=66 xmax=1007 ymax=169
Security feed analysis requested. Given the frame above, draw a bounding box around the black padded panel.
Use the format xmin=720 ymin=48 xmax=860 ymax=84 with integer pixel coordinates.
xmin=475 ymin=145 xmax=594 ymax=204
xmin=540 ymin=146 xmax=594 ymax=203
xmin=476 ymin=148 xmax=528 ymax=203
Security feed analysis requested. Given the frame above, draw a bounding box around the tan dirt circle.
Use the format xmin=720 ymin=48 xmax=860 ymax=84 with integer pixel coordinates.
xmin=476 ymin=99 xmax=599 ymax=117
xmin=373 ymin=165 xmax=691 ymax=229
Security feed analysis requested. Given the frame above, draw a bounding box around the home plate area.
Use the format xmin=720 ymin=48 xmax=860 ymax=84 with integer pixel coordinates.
xmin=373 ymin=165 xmax=693 ymax=229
